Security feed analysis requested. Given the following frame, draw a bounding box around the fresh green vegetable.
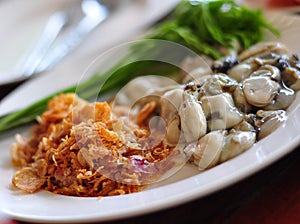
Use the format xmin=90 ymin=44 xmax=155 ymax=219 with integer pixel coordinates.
xmin=0 ymin=0 xmax=279 ymax=133
xmin=149 ymin=0 xmax=279 ymax=59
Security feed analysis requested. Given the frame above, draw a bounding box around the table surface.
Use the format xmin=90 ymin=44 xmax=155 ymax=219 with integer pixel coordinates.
xmin=1 ymin=1 xmax=300 ymax=224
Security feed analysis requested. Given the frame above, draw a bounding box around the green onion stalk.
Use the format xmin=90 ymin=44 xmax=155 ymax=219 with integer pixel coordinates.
xmin=0 ymin=0 xmax=279 ymax=133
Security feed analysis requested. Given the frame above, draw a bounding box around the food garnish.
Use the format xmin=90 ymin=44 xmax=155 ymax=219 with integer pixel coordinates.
xmin=11 ymin=94 xmax=178 ymax=195
xmin=150 ymin=0 xmax=279 ymax=59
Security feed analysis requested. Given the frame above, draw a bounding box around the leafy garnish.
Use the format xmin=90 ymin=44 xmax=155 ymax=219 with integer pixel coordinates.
xmin=149 ymin=0 xmax=279 ymax=59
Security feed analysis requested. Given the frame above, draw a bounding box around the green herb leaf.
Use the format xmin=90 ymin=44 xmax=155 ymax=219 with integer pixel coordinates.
xmin=149 ymin=0 xmax=279 ymax=59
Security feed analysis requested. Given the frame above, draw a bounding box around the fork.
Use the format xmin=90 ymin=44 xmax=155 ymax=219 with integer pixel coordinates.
xmin=22 ymin=0 xmax=111 ymax=77
xmin=0 ymin=0 xmax=113 ymax=93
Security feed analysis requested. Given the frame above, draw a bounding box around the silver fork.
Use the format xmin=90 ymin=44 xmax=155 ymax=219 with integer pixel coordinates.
xmin=22 ymin=0 xmax=110 ymax=78
xmin=1 ymin=0 xmax=113 ymax=86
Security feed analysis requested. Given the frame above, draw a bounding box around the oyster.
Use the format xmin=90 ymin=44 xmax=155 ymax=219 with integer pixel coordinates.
xmin=233 ymin=84 xmax=253 ymax=113
xmin=190 ymin=130 xmax=226 ymax=170
xmin=250 ymin=64 xmax=281 ymax=81
xmin=238 ymin=42 xmax=289 ymax=61
xmin=242 ymin=76 xmax=280 ymax=107
xmin=228 ymin=63 xmax=253 ymax=82
xmin=282 ymin=67 xmax=300 ymax=91
xmin=165 ymin=115 xmax=181 ymax=145
xmin=255 ymin=110 xmax=287 ymax=140
xmin=201 ymin=93 xmax=244 ymax=130
xmin=233 ymin=119 xmax=256 ymax=132
xmin=179 ymin=93 xmax=207 ymax=143
xmin=263 ymin=87 xmax=296 ymax=110
xmin=180 ymin=55 xmax=213 ymax=83
xmin=113 ymin=75 xmax=179 ymax=108
xmin=220 ymin=130 xmax=256 ymax=163
xmin=160 ymin=88 xmax=185 ymax=120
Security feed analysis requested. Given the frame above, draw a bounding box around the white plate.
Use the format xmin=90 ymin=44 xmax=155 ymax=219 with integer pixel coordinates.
xmin=1 ymin=5 xmax=300 ymax=224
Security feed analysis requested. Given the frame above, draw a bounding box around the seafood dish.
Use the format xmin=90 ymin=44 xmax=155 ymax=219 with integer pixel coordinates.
xmin=10 ymin=41 xmax=300 ymax=197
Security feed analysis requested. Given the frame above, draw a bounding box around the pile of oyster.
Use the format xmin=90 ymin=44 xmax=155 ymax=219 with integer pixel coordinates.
xmin=116 ymin=42 xmax=300 ymax=171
